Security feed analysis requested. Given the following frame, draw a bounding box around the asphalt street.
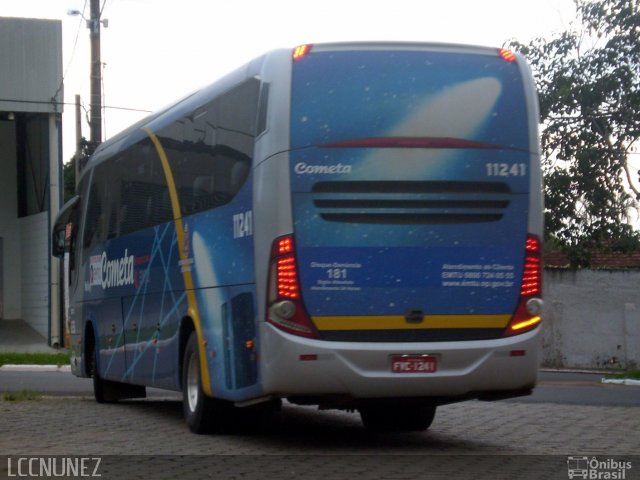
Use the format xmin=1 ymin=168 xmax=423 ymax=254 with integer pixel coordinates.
xmin=1 ymin=369 xmax=638 ymax=406
xmin=1 ymin=369 xmax=638 ymax=480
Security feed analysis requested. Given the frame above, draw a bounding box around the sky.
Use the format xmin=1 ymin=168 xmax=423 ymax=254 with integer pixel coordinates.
xmin=0 ymin=0 xmax=578 ymax=163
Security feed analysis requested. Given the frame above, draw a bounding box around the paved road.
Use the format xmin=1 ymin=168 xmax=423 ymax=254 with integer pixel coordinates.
xmin=0 ymin=368 xmax=177 ymax=398
xmin=0 ymin=370 xmax=638 ymax=480
xmin=2 ymin=369 xmax=638 ymax=406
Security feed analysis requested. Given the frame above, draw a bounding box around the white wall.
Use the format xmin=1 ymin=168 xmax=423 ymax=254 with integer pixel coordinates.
xmin=542 ymin=270 xmax=640 ymax=370
xmin=0 ymin=18 xmax=62 ymax=113
xmin=0 ymin=18 xmax=63 ymax=344
xmin=20 ymin=212 xmax=49 ymax=337
xmin=0 ymin=121 xmax=21 ymax=319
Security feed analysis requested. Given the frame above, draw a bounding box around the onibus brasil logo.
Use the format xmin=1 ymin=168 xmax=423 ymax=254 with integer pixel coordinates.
xmin=567 ymin=457 xmax=632 ymax=479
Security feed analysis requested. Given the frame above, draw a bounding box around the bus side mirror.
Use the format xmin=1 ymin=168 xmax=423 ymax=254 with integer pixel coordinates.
xmin=52 ymin=195 xmax=80 ymax=258
xmin=52 ymin=224 xmax=66 ymax=257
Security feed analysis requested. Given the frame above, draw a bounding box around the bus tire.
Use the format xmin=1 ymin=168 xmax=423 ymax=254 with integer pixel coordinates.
xmin=90 ymin=343 xmax=109 ymax=404
xmin=90 ymin=340 xmax=146 ymax=403
xmin=359 ymin=402 xmax=436 ymax=432
xmin=182 ymin=332 xmax=217 ymax=434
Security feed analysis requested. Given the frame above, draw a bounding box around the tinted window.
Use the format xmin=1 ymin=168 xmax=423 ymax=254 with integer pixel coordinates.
xmin=82 ymin=168 xmax=106 ymax=252
xmin=291 ymin=50 xmax=528 ymax=150
xmin=79 ymin=78 xmax=261 ymax=244
xmin=82 ymin=139 xmax=173 ymax=244
xmin=158 ymin=78 xmax=259 ymax=216
xmin=115 ymin=140 xmax=172 ymax=236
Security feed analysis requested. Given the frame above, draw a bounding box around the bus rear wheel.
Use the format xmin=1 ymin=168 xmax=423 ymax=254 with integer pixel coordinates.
xmin=359 ymin=402 xmax=436 ymax=432
xmin=182 ymin=332 xmax=224 ymax=434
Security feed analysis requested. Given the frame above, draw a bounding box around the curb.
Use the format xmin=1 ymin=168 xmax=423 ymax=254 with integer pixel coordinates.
xmin=0 ymin=364 xmax=71 ymax=373
xmin=601 ymin=378 xmax=640 ymax=387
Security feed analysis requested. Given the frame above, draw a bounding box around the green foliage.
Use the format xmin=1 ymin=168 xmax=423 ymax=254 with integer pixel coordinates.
xmin=511 ymin=0 xmax=640 ymax=267
xmin=0 ymin=352 xmax=71 ymax=366
xmin=605 ymin=370 xmax=640 ymax=380
xmin=1 ymin=390 xmax=42 ymax=402
xmin=63 ymin=158 xmax=76 ymax=203
xmin=63 ymin=137 xmax=93 ymax=203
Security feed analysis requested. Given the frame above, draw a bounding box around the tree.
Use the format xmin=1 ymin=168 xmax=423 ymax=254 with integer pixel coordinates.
xmin=63 ymin=137 xmax=92 ymax=203
xmin=510 ymin=0 xmax=640 ymax=267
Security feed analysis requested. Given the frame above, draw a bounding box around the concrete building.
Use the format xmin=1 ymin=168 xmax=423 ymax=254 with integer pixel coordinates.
xmin=0 ymin=17 xmax=63 ymax=347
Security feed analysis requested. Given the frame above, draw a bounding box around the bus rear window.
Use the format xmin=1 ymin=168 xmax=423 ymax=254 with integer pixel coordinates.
xmin=291 ymin=49 xmax=528 ymax=151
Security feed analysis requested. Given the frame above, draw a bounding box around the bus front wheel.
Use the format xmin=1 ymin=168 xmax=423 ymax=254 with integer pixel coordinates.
xmin=90 ymin=343 xmax=110 ymax=404
xmin=89 ymin=338 xmax=146 ymax=403
xmin=182 ymin=332 xmax=219 ymax=434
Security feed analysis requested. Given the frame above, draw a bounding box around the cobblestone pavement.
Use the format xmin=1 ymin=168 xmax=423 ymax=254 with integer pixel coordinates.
xmin=0 ymin=397 xmax=638 ymax=479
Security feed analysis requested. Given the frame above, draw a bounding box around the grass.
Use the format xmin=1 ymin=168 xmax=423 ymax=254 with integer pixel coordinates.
xmin=1 ymin=389 xmax=42 ymax=401
xmin=0 ymin=352 xmax=71 ymax=367
xmin=604 ymin=370 xmax=640 ymax=381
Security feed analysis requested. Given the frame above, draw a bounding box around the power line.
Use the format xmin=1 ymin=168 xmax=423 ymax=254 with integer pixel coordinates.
xmin=52 ymin=0 xmax=89 ymax=105
xmin=0 ymin=97 xmax=152 ymax=114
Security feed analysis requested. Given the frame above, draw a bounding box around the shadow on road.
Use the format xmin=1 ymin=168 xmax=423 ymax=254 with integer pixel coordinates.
xmin=115 ymin=399 xmax=495 ymax=453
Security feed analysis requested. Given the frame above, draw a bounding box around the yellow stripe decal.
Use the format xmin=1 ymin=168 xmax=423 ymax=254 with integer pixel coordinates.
xmin=312 ymin=314 xmax=511 ymax=331
xmin=143 ymin=128 xmax=213 ymax=397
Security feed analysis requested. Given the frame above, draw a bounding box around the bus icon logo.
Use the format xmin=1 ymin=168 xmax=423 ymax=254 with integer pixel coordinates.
xmin=567 ymin=457 xmax=589 ymax=479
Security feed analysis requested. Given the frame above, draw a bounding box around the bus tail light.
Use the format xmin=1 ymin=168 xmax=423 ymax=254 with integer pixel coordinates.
xmin=267 ymin=235 xmax=318 ymax=338
xmin=504 ymin=234 xmax=543 ymax=336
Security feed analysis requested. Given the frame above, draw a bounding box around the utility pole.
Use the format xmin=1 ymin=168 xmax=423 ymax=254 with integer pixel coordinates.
xmin=75 ymin=94 xmax=82 ymax=187
xmin=89 ymin=0 xmax=102 ymax=147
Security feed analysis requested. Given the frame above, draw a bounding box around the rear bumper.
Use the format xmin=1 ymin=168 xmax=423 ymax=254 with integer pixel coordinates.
xmin=260 ymin=323 xmax=540 ymax=404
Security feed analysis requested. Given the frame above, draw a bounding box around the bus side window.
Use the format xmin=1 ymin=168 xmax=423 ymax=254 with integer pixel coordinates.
xmin=159 ymin=78 xmax=259 ymax=217
xmin=82 ymin=182 xmax=103 ymax=251
xmin=107 ymin=206 xmax=119 ymax=240
xmin=116 ymin=143 xmax=172 ymax=236
xmin=67 ymin=219 xmax=78 ymax=286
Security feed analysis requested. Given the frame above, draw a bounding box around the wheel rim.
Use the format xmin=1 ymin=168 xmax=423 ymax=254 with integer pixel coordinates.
xmin=186 ymin=352 xmax=199 ymax=413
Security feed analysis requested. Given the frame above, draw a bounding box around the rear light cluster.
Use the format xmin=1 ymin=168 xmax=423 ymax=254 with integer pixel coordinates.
xmin=505 ymin=234 xmax=543 ymax=336
xmin=521 ymin=236 xmax=542 ymax=297
xmin=267 ymin=235 xmax=318 ymax=338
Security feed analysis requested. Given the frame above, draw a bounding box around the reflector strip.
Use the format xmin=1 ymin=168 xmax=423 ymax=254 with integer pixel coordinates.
xmin=509 ymin=316 xmax=541 ymax=332
xmin=312 ymin=314 xmax=511 ymax=331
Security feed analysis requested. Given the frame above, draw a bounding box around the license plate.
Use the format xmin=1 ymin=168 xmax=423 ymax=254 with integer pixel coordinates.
xmin=391 ymin=355 xmax=438 ymax=373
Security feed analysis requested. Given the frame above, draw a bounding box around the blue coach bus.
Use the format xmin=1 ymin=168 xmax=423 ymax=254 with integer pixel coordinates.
xmin=53 ymin=42 xmax=543 ymax=433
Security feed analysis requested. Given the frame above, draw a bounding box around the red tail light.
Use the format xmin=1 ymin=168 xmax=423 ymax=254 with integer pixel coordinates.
xmin=521 ymin=236 xmax=542 ymax=297
xmin=276 ymin=257 xmax=300 ymax=299
xmin=267 ymin=235 xmax=318 ymax=338
xmin=505 ymin=234 xmax=543 ymax=336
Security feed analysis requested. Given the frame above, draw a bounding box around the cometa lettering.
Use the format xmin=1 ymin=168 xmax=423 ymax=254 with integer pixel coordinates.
xmin=101 ymin=250 xmax=135 ymax=289
xmin=294 ymin=162 xmax=352 ymax=175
